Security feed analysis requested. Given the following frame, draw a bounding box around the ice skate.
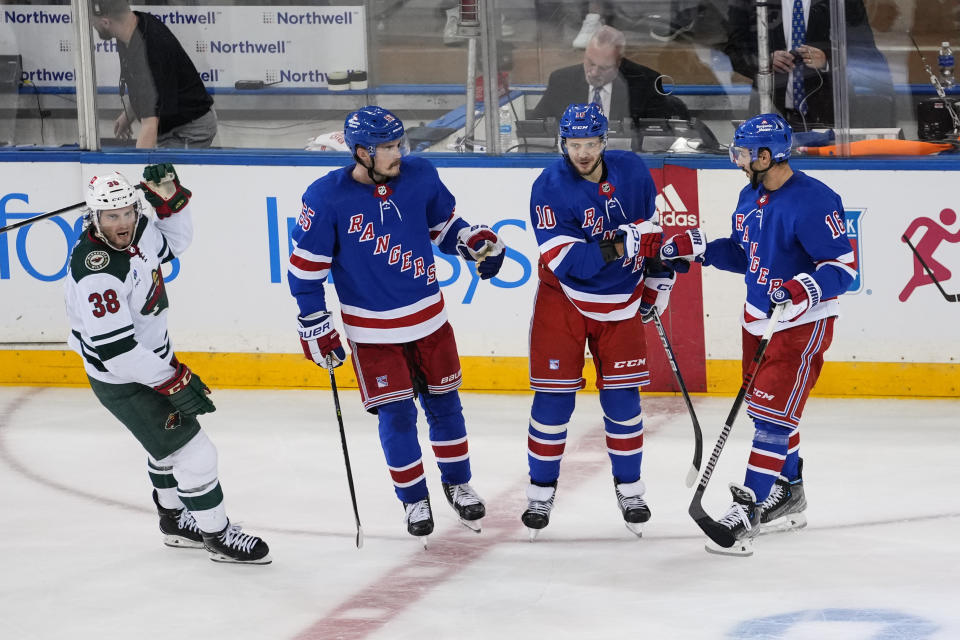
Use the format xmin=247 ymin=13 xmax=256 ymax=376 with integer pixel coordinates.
xmin=759 ymin=461 xmax=807 ymax=534
xmin=404 ymin=497 xmax=434 ymax=548
xmin=521 ymin=482 xmax=556 ymax=541
xmin=572 ymin=13 xmax=602 ymax=49
xmin=152 ymin=489 xmax=204 ymax=549
xmin=442 ymin=482 xmax=485 ymax=533
xmin=201 ymin=520 xmax=271 ymax=564
xmin=704 ymin=484 xmax=760 ymax=557
xmin=614 ymin=479 xmax=651 ymax=538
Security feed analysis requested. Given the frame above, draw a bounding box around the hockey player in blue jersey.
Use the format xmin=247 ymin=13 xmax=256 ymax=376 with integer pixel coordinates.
xmin=522 ymin=102 xmax=672 ymax=540
xmin=287 ymin=106 xmax=507 ymax=541
xmin=661 ymin=113 xmax=856 ymax=555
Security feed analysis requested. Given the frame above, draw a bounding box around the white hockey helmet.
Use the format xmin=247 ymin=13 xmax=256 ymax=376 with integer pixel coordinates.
xmin=85 ymin=171 xmax=142 ymax=250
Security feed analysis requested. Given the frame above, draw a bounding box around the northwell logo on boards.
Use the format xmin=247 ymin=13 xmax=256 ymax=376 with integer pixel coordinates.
xmin=197 ymin=40 xmax=289 ymax=55
xmin=265 ymin=10 xmax=357 ymax=25
xmin=3 ymin=10 xmax=71 ymax=23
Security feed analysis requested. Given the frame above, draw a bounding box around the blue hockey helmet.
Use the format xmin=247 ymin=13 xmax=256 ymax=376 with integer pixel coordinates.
xmin=730 ymin=113 xmax=792 ymax=164
xmin=558 ymin=102 xmax=609 ymax=151
xmin=344 ymin=106 xmax=408 ymax=157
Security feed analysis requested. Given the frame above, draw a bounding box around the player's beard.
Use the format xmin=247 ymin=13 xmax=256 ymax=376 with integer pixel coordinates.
xmin=746 ymin=160 xmax=769 ymax=189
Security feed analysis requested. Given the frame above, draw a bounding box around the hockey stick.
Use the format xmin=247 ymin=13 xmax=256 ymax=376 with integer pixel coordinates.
xmin=0 ymin=173 xmax=176 ymax=236
xmin=0 ymin=201 xmax=84 ymax=235
xmin=650 ymin=309 xmax=702 ymax=487
xmin=688 ymin=303 xmax=784 ymax=548
xmin=902 ymin=235 xmax=960 ymax=303
xmin=327 ymin=355 xmax=364 ymax=549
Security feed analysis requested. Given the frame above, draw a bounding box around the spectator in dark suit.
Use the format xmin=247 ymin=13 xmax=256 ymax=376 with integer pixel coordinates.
xmin=725 ymin=0 xmax=893 ymax=130
xmin=530 ymin=26 xmax=689 ymax=124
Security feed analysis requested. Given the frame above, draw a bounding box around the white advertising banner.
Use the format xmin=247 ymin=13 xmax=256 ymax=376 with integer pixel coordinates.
xmin=2 ymin=5 xmax=366 ymax=89
xmin=1 ymin=161 xmax=958 ymax=364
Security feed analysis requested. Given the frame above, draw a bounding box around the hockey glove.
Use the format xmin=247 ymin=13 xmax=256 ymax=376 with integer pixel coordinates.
xmin=660 ymin=228 xmax=707 ymax=268
xmin=154 ymin=362 xmax=215 ymax=416
xmin=616 ymin=221 xmax=663 ymax=260
xmin=456 ymin=224 xmax=506 ymax=280
xmin=298 ymin=311 xmax=346 ymax=368
xmin=770 ymin=273 xmax=821 ymax=322
xmin=639 ymin=263 xmax=677 ymax=323
xmin=140 ymin=163 xmax=192 ymax=219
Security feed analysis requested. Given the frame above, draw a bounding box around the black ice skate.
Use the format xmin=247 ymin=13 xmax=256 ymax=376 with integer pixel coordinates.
xmin=759 ymin=460 xmax=807 ymax=534
xmin=442 ymin=482 xmax=486 ymax=533
xmin=521 ymin=481 xmax=557 ymax=541
xmin=152 ymin=490 xmax=204 ymax=549
xmin=704 ymin=483 xmax=760 ymax=557
xmin=614 ymin=479 xmax=651 ymax=538
xmin=403 ymin=496 xmax=434 ymax=548
xmin=201 ymin=520 xmax=271 ymax=564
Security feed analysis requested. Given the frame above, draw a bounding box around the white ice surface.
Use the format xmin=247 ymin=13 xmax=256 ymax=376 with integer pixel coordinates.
xmin=0 ymin=387 xmax=957 ymax=640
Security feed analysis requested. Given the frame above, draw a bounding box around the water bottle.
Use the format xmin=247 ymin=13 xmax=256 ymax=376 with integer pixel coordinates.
xmin=498 ymin=104 xmax=518 ymax=153
xmin=938 ymin=41 xmax=954 ymax=88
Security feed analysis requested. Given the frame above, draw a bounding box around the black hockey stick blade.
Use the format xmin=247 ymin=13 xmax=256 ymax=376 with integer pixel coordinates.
xmin=327 ymin=356 xmax=364 ymax=549
xmin=687 ymin=303 xmax=784 ymax=548
xmin=902 ymin=235 xmax=960 ymax=302
xmin=650 ymin=309 xmax=702 ymax=487
xmin=0 ymin=201 xmax=85 ymax=235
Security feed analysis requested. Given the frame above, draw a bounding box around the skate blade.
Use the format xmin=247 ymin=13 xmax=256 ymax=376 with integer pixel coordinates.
xmin=704 ymin=538 xmax=753 ymax=557
xmin=208 ymin=552 xmax=272 ymax=565
xmin=418 ymin=535 xmax=430 ymax=550
xmin=624 ymin=521 xmax=644 ymax=538
xmin=759 ymin=512 xmax=807 ymax=535
xmin=459 ymin=518 xmax=483 ymax=533
xmin=163 ymin=535 xmax=205 ymax=549
xmin=526 ymin=527 xmax=543 ymax=542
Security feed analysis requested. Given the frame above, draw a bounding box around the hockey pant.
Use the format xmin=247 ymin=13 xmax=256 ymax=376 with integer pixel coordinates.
xmin=147 ymin=429 xmax=228 ymax=533
xmin=744 ymin=418 xmax=800 ymax=502
xmin=526 ymin=388 xmax=645 ymax=486
xmin=377 ymin=392 xmax=472 ymax=504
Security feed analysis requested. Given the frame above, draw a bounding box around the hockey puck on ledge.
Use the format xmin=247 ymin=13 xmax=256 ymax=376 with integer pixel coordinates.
xmin=327 ymin=71 xmax=349 ymax=91
xmin=349 ymin=71 xmax=368 ymax=90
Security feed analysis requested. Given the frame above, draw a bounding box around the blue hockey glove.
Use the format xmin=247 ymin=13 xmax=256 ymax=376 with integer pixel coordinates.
xmin=660 ymin=228 xmax=707 ymax=264
xmin=616 ymin=221 xmax=663 ymax=259
xmin=769 ymin=273 xmax=820 ymax=322
xmin=457 ymin=225 xmax=506 ymax=280
xmin=298 ymin=311 xmax=346 ymax=368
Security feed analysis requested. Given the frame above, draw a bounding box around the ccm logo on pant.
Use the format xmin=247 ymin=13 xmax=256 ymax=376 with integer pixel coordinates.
xmin=613 ymin=359 xmax=646 ymax=368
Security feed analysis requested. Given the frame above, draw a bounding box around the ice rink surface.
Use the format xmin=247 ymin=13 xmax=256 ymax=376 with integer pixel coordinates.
xmin=1 ymin=386 xmax=957 ymax=640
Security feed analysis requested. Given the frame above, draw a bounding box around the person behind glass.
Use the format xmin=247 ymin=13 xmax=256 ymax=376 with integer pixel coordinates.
xmin=287 ymin=106 xmax=507 ymax=542
xmin=724 ymin=0 xmax=884 ymax=130
xmin=522 ymin=102 xmax=673 ymax=541
xmin=65 ymin=164 xmax=269 ymax=564
xmin=660 ymin=114 xmax=855 ymax=555
xmin=530 ymin=26 xmax=688 ymax=123
xmin=92 ymin=0 xmax=217 ymax=148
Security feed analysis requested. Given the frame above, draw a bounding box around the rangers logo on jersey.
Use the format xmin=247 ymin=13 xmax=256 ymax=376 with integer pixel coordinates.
xmin=84 ymin=250 xmax=110 ymax=271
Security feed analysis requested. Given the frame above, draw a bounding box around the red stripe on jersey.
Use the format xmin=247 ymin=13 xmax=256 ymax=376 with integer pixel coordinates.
xmin=289 ymin=253 xmax=330 ymax=272
xmin=748 ymin=450 xmax=783 ymax=472
xmin=606 ymin=432 xmax=644 ymax=452
xmin=570 ymin=284 xmax=645 ymax=314
xmin=540 ymin=242 xmax=573 ymax=268
xmin=432 ymin=441 xmax=469 ymax=459
xmin=341 ymin=298 xmax=445 ymax=329
xmin=527 ymin=437 xmax=566 ymax=458
xmin=789 ymin=431 xmax=800 ymax=449
xmin=389 ymin=461 xmax=425 ymax=485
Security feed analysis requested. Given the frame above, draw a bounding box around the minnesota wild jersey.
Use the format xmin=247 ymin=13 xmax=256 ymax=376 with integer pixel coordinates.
xmin=65 ymin=208 xmax=193 ymax=385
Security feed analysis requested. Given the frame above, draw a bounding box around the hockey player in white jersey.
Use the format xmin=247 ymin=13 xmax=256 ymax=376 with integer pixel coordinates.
xmin=65 ymin=164 xmax=270 ymax=564
xmin=288 ymin=106 xmax=507 ymax=542
xmin=661 ymin=114 xmax=855 ymax=555
xmin=522 ymin=103 xmax=669 ymax=540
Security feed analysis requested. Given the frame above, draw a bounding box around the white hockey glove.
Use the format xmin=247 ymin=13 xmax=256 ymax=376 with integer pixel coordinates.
xmin=617 ymin=221 xmax=663 ymax=259
xmin=660 ymin=228 xmax=707 ymax=265
xmin=769 ymin=273 xmax=821 ymax=322
xmin=639 ymin=264 xmax=677 ymax=323
xmin=298 ymin=311 xmax=346 ymax=368
xmin=456 ymin=225 xmax=506 ymax=280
